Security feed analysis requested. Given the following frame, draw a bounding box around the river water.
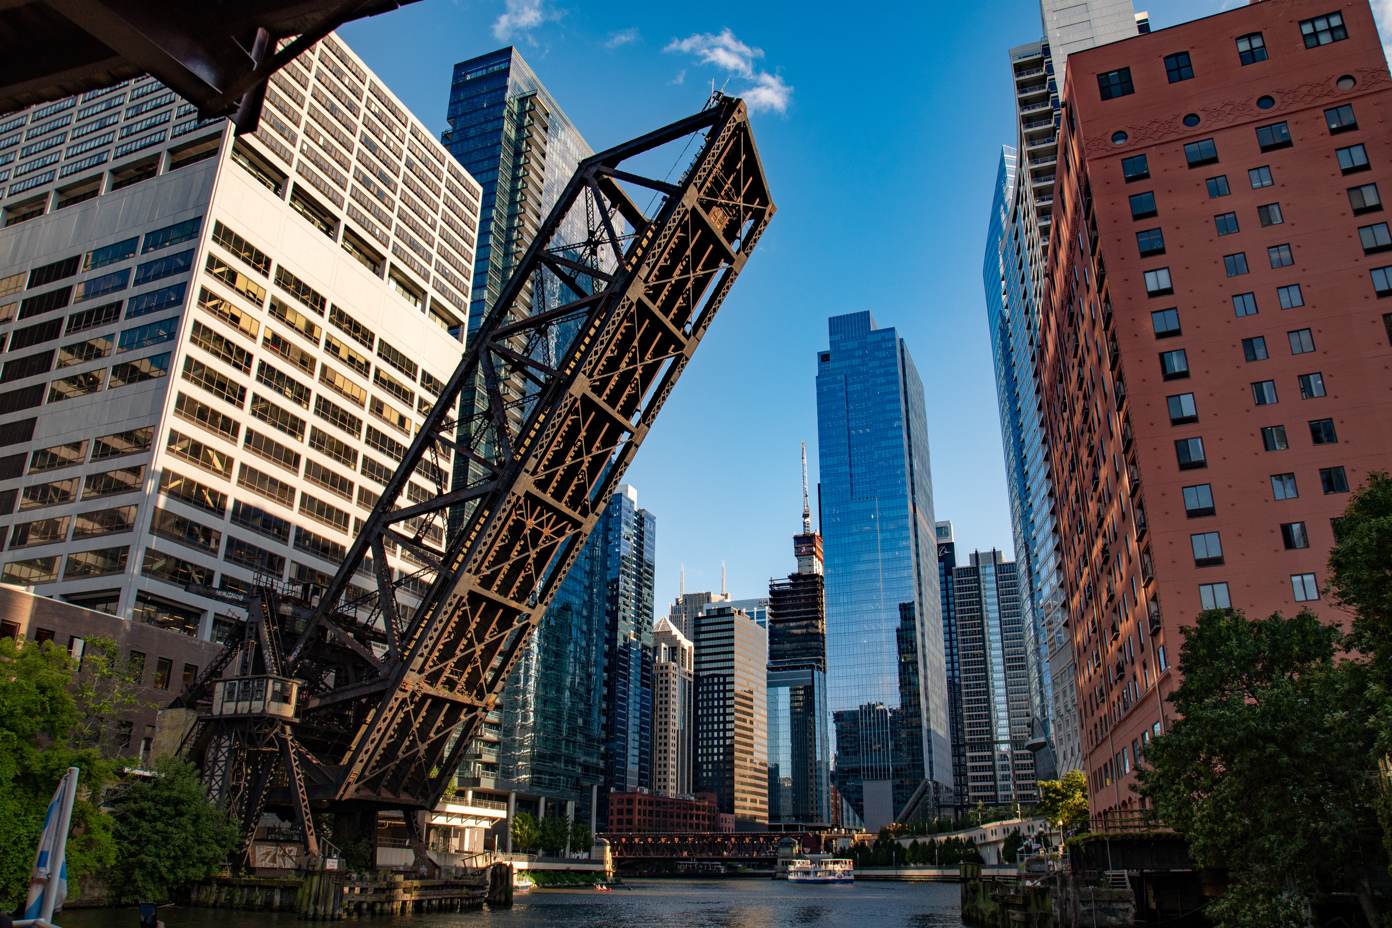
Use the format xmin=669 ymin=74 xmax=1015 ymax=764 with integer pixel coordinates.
xmin=60 ymin=879 xmax=968 ymax=928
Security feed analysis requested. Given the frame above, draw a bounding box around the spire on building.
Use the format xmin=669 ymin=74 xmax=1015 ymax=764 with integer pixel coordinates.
xmin=721 ymin=560 xmax=727 ymax=596
xmin=801 ymin=441 xmax=812 ymax=535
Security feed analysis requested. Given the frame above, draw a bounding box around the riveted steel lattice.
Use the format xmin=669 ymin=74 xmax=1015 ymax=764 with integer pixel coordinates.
xmin=184 ymin=96 xmax=773 ymax=861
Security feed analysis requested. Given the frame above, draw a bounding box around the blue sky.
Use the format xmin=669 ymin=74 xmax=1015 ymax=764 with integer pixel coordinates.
xmin=339 ymin=0 xmax=1239 ymax=609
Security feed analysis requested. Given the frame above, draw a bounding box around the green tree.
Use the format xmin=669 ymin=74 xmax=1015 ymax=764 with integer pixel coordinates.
xmin=0 ymin=636 xmax=118 ymax=912
xmin=510 ymin=812 xmax=541 ymax=853
xmin=1135 ymin=608 xmax=1384 ymax=927
xmin=539 ymin=815 xmax=569 ymax=855
xmin=108 ymin=755 xmax=238 ymax=902
xmin=1035 ymin=769 xmax=1089 ymax=835
xmin=1001 ymin=828 xmax=1024 ymax=864
xmin=68 ymin=637 xmax=154 ymax=756
xmin=569 ymin=819 xmax=592 ymax=855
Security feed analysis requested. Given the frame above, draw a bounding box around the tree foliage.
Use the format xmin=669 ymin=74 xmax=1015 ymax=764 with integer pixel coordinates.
xmin=569 ymin=819 xmax=592 ymax=855
xmin=510 ymin=812 xmax=541 ymax=852
xmin=1135 ymin=608 xmax=1384 ymax=927
xmin=538 ymin=815 xmax=569 ymax=855
xmin=108 ymin=755 xmax=238 ymax=902
xmin=0 ymin=637 xmax=118 ymax=912
xmin=1035 ymin=770 xmax=1089 ymax=835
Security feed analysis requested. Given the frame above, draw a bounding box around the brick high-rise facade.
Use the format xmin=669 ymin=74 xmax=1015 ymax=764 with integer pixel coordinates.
xmin=1044 ymin=0 xmax=1392 ymax=813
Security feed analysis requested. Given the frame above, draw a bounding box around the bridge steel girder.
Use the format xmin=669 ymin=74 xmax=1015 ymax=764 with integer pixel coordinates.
xmin=185 ymin=95 xmax=774 ymax=835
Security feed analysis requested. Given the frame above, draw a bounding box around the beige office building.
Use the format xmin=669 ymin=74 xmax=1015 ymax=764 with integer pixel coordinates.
xmin=0 ymin=34 xmax=481 ymax=638
xmin=651 ymin=615 xmax=694 ymax=798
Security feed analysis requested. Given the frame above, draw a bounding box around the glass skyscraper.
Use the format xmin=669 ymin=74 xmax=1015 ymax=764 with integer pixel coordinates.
xmin=816 ymin=311 xmax=948 ymax=829
xmin=981 ymin=1 xmax=1141 ymax=780
xmin=599 ymin=485 xmax=657 ymax=805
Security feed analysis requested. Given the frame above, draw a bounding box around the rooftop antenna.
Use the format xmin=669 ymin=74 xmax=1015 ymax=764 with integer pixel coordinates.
xmin=721 ymin=560 xmax=726 ymax=597
xmin=801 ymin=441 xmax=812 ymax=535
xmin=680 ymin=564 xmax=685 ymax=596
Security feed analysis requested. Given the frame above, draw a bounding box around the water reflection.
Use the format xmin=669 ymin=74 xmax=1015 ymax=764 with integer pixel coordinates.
xmin=61 ymin=879 xmax=968 ymax=928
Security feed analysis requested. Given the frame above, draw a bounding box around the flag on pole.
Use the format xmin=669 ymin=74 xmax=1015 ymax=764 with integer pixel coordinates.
xmin=22 ymin=774 xmax=71 ymax=921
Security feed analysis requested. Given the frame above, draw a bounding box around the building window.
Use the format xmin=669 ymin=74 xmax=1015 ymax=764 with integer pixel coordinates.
xmin=1224 ymin=253 xmax=1250 ymax=277
xmin=1130 ymin=191 xmax=1158 ymax=219
xmin=1349 ymin=183 xmax=1381 ymax=214
xmin=1236 ymin=33 xmax=1268 ymax=65
xmin=1200 ymin=582 xmax=1231 ymax=610
xmin=1301 ymin=12 xmax=1347 ymax=47
xmin=1191 ymin=532 xmax=1224 ymax=566
xmin=1278 ymin=284 xmax=1304 ymax=308
xmin=1320 ymin=466 xmax=1349 ymax=494
xmin=1268 ymin=244 xmax=1294 ymax=268
xmin=1337 ymin=144 xmax=1370 ymax=174
xmin=1263 ymin=424 xmax=1289 ymax=451
xmin=1292 ymin=573 xmax=1320 ymax=602
xmin=1215 ymin=212 xmax=1240 ymax=235
xmin=1098 ymin=68 xmax=1135 ymax=100
xmin=1242 ymin=336 xmax=1269 ymax=362
xmin=1152 ymin=308 xmax=1181 ymax=337
xmin=1184 ymin=139 xmax=1218 ymax=167
xmin=1137 ymin=228 xmax=1165 ymax=256
xmin=1288 ymin=329 xmax=1315 ymax=354
xmin=1325 ymin=104 xmax=1358 ymax=134
xmin=1257 ymin=203 xmax=1283 ymax=227
xmin=1122 ymin=154 xmax=1149 ymax=181
xmin=1256 ymin=122 xmax=1292 ymax=152
xmin=1281 ymin=522 xmax=1310 ymax=550
xmin=1298 ymin=372 xmax=1326 ymax=399
xmin=1207 ymin=175 xmax=1230 ymax=198
xmin=1250 ymin=166 xmax=1275 ymax=188
xmin=1359 ymin=223 xmax=1392 ymax=255
xmin=1233 ymin=292 xmax=1259 ymax=316
xmin=1309 ymin=418 xmax=1338 ymax=444
xmin=1164 ymin=52 xmax=1194 ymax=82
xmin=1175 ymin=437 xmax=1206 ymax=469
xmin=1183 ymin=483 xmax=1215 ymax=517
xmin=1251 ymin=380 xmax=1279 ymax=405
xmin=1160 ymin=348 xmax=1189 ymax=380
xmin=1167 ymin=393 xmax=1198 ymax=424
xmin=1373 ymin=266 xmax=1392 ymax=297
xmin=1145 ymin=268 xmax=1173 ymax=296
xmin=1272 ymin=472 xmax=1299 ymax=499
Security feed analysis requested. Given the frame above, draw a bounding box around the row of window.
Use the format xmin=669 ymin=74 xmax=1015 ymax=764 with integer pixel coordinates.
xmin=1174 ymin=420 xmax=1341 ymax=473
xmin=1199 ymin=573 xmax=1322 ymax=610
xmin=1098 ymin=12 xmax=1348 ymax=102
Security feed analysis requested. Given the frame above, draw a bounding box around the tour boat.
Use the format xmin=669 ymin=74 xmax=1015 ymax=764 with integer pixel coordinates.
xmin=787 ymin=858 xmax=854 ymax=884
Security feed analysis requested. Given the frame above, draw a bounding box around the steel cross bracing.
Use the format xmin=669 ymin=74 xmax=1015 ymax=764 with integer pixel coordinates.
xmin=184 ymin=95 xmax=773 ymax=845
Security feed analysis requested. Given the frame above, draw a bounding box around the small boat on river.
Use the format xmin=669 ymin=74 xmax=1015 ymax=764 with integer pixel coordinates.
xmin=787 ymin=858 xmax=854 ymax=884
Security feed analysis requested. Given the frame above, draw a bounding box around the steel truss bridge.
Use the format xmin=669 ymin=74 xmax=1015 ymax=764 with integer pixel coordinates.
xmin=178 ymin=95 xmax=774 ymax=868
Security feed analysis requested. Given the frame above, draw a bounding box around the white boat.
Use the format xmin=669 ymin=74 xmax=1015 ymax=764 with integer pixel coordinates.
xmin=513 ymin=872 xmax=535 ymax=892
xmin=787 ymin=858 xmax=854 ymax=884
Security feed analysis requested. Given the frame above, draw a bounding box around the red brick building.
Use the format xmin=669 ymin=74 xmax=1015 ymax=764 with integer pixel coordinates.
xmin=606 ymin=790 xmax=729 ymax=833
xmin=1044 ymin=0 xmax=1392 ymax=812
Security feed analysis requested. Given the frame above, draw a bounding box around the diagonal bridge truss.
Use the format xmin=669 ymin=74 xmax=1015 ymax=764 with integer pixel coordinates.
xmin=183 ymin=94 xmax=774 ymax=862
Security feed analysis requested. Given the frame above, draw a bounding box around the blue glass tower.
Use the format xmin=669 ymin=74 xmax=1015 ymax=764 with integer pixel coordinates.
xmin=816 ymin=311 xmax=949 ymax=829
xmin=598 ymin=485 xmax=657 ymax=808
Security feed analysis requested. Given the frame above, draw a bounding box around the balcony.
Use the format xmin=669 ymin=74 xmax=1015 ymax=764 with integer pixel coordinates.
xmin=1026 ymin=135 xmax=1058 ymax=151
xmin=1022 ymin=117 xmax=1054 ymax=133
xmin=1031 ymin=173 xmax=1055 ymax=188
xmin=1015 ymin=66 xmax=1046 ymax=80
xmin=1020 ymin=100 xmax=1053 ymax=114
xmin=1017 ymin=83 xmax=1049 ymax=97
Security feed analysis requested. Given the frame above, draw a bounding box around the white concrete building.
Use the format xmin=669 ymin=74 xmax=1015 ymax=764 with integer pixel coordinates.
xmin=0 ymin=34 xmax=481 ymax=639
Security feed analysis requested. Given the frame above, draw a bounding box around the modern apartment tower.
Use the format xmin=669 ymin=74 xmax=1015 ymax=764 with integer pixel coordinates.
xmin=600 ymin=484 xmax=658 ymax=800
xmin=816 ymin=311 xmax=948 ymax=829
xmin=952 ymin=550 xmax=1037 ymax=806
xmin=766 ymin=447 xmax=831 ymax=826
xmin=651 ymin=615 xmax=694 ymax=798
xmin=0 ymin=36 xmax=481 ymax=635
xmin=693 ymin=604 xmax=769 ymax=829
xmin=982 ymin=0 xmax=1142 ymax=780
xmin=440 ymin=47 xmax=591 ymax=336
xmin=1044 ymin=0 xmax=1392 ymax=811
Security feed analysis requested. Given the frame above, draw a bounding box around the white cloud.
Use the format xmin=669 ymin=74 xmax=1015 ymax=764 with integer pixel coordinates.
xmin=1372 ymin=0 xmax=1392 ymax=60
xmin=664 ymin=28 xmax=792 ymax=114
xmin=605 ymin=27 xmax=639 ymax=49
xmin=671 ymin=69 xmax=687 ymax=86
xmin=493 ymin=0 xmax=557 ymax=42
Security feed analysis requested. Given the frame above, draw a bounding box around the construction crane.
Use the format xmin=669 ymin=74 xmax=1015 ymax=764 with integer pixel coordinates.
xmin=180 ymin=94 xmax=774 ymax=867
